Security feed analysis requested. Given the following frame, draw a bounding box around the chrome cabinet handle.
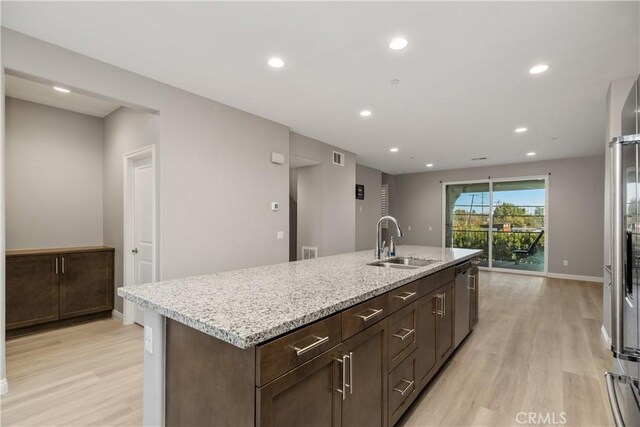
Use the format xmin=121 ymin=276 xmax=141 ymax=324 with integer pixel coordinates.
xmin=61 ymin=257 xmax=65 ymax=274
xmin=393 ymin=379 xmax=414 ymax=396
xmin=335 ymin=354 xmax=350 ymax=400
xmin=605 ymin=372 xmax=625 ymax=427
xmin=468 ymin=275 xmax=476 ymax=291
xmin=349 ymin=351 xmax=353 ymax=395
xmin=393 ymin=291 xmax=417 ymax=301
xmin=434 ymin=294 xmax=445 ymax=317
xmin=393 ymin=328 xmax=415 ymax=341
xmin=293 ymin=335 xmax=329 ymax=356
xmin=55 ymin=258 xmax=59 ymax=275
xmin=355 ymin=308 xmax=383 ymax=322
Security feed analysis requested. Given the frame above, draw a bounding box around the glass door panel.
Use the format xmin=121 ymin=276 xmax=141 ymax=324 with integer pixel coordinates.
xmin=490 ymin=179 xmax=546 ymax=272
xmin=445 ymin=183 xmax=491 ymax=266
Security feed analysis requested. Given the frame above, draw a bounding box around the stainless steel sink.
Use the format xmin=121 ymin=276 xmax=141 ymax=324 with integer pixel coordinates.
xmin=368 ymin=257 xmax=439 ymax=269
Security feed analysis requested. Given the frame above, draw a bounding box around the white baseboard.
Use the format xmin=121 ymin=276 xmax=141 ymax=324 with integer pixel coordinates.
xmin=112 ymin=310 xmax=123 ymax=323
xmin=0 ymin=378 xmax=8 ymax=395
xmin=547 ymin=272 xmax=604 ymax=283
xmin=601 ymin=325 xmax=612 ymax=347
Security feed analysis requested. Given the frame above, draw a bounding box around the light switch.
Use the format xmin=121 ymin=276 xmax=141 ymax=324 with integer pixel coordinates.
xmin=277 ymin=231 xmax=285 ymax=240
xmin=408 ymin=226 xmax=412 ymax=231
xmin=271 ymin=202 xmax=279 ymax=211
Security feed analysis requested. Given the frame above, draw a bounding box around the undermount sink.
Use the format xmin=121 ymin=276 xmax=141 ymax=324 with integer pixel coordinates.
xmin=368 ymin=257 xmax=439 ymax=269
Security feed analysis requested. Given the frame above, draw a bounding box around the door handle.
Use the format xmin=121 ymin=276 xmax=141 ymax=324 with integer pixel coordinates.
xmin=61 ymin=257 xmax=65 ymax=274
xmin=348 ymin=351 xmax=353 ymax=395
xmin=131 ymin=248 xmax=139 ymax=254
xmin=468 ymin=275 xmax=476 ymax=291
xmin=335 ymin=354 xmax=350 ymax=400
xmin=434 ymin=294 xmax=445 ymax=317
xmin=55 ymin=258 xmax=59 ymax=275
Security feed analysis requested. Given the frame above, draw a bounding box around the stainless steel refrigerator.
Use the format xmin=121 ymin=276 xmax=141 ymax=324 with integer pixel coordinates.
xmin=608 ymin=74 xmax=640 ymax=427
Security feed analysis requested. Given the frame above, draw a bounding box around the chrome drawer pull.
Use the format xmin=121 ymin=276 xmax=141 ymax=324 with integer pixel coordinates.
xmin=393 ymin=291 xmax=417 ymax=301
xmin=293 ymin=335 xmax=329 ymax=356
xmin=393 ymin=328 xmax=415 ymax=341
xmin=468 ymin=275 xmax=476 ymax=291
xmin=355 ymin=308 xmax=383 ymax=322
xmin=393 ymin=379 xmax=414 ymax=396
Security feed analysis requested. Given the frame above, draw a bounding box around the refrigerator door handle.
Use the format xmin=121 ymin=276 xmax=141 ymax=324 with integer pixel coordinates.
xmin=605 ymin=372 xmax=627 ymax=427
xmin=612 ymin=140 xmax=625 ymax=357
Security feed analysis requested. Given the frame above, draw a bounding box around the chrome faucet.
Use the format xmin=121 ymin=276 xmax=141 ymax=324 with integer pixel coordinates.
xmin=375 ymin=216 xmax=404 ymax=259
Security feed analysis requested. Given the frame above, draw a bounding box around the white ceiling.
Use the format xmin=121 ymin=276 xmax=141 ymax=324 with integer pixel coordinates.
xmin=5 ymin=74 xmax=121 ymax=118
xmin=2 ymin=1 xmax=638 ymax=174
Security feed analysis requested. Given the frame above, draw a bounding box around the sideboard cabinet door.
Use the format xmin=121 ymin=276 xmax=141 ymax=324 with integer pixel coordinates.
xmin=59 ymin=251 xmax=114 ymax=319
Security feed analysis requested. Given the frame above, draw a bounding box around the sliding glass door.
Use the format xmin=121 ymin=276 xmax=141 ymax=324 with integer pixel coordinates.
xmin=444 ymin=177 xmax=547 ymax=273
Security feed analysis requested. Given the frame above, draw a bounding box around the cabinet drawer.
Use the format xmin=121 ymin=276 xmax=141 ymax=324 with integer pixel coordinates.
xmin=257 ymin=314 xmax=341 ymax=386
xmin=417 ymin=266 xmax=454 ymax=296
xmin=388 ymin=302 xmax=418 ymax=370
xmin=342 ymin=294 xmax=388 ymax=340
xmin=388 ymin=349 xmax=418 ymax=426
xmin=387 ymin=280 xmax=419 ymax=314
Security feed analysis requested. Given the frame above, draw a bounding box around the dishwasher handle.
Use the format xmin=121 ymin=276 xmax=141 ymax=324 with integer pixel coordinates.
xmin=455 ymin=262 xmax=472 ymax=275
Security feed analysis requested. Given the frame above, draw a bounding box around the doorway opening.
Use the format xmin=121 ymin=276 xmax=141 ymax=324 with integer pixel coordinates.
xmin=289 ymin=155 xmax=321 ymax=261
xmin=443 ymin=176 xmax=548 ymax=274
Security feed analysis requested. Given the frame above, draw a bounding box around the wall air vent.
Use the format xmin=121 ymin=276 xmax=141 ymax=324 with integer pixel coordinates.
xmin=302 ymin=246 xmax=318 ymax=260
xmin=380 ymin=184 xmax=389 ymax=229
xmin=333 ymin=151 xmax=345 ymax=166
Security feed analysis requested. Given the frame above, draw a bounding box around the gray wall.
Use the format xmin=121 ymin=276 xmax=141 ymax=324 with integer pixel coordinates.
xmin=355 ymin=164 xmax=382 ymax=251
xmin=390 ymin=155 xmax=605 ymax=277
xmin=290 ymin=132 xmax=356 ymax=257
xmin=103 ymin=107 xmax=160 ymax=313
xmin=296 ymin=165 xmax=324 ymax=259
xmin=2 ymin=29 xmax=291 ymax=284
xmin=5 ymin=97 xmax=104 ymax=250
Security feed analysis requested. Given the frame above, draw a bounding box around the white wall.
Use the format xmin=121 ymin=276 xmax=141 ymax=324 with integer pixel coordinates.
xmin=103 ymin=107 xmax=160 ymax=313
xmin=5 ymin=97 xmax=104 ymax=250
xmin=290 ymin=132 xmax=356 ymax=257
xmin=355 ymin=164 xmax=381 ymax=251
xmin=390 ymin=155 xmax=605 ymax=278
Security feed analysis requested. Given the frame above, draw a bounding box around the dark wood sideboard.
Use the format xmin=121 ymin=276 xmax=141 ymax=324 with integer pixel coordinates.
xmin=6 ymin=246 xmax=115 ymax=337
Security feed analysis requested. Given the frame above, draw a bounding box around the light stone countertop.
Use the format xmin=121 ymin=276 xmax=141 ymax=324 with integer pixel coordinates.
xmin=118 ymin=245 xmax=481 ymax=349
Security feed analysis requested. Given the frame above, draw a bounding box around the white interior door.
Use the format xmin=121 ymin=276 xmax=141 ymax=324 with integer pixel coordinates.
xmin=132 ymin=156 xmax=153 ymax=325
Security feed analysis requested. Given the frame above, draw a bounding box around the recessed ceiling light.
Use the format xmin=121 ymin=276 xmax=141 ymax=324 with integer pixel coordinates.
xmin=529 ymin=64 xmax=549 ymax=74
xmin=390 ymin=147 xmax=399 ymax=152
xmin=53 ymin=86 xmax=70 ymax=93
xmin=426 ymin=163 xmax=434 ymax=168
xmin=360 ymin=110 xmax=372 ymax=117
xmin=389 ymin=38 xmax=408 ymax=50
xmin=515 ymin=127 xmax=528 ymax=133
xmin=391 ymin=79 xmax=400 ymax=85
xmin=268 ymin=57 xmax=285 ymax=68
xmin=527 ymin=152 xmax=536 ymax=156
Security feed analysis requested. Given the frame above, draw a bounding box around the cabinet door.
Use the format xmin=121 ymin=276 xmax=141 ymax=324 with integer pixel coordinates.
xmin=6 ymin=255 xmax=59 ymax=329
xmin=342 ymin=320 xmax=388 ymax=427
xmin=416 ymin=292 xmax=438 ymax=386
xmin=59 ymin=251 xmax=114 ymax=319
xmin=257 ymin=345 xmax=343 ymax=427
xmin=436 ymin=282 xmax=455 ymax=361
xmin=469 ymin=266 xmax=479 ymax=329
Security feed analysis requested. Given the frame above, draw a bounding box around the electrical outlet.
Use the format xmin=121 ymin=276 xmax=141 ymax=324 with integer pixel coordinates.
xmin=359 ymin=206 xmax=363 ymax=212
xmin=408 ymin=226 xmax=412 ymax=231
xmin=563 ymin=260 xmax=569 ymax=266
xmin=428 ymin=226 xmax=433 ymax=231
xmin=277 ymin=231 xmax=285 ymax=240
xmin=144 ymin=325 xmax=153 ymax=354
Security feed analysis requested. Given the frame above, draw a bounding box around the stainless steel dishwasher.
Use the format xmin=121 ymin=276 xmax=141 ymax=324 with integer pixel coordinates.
xmin=454 ymin=261 xmax=472 ymax=347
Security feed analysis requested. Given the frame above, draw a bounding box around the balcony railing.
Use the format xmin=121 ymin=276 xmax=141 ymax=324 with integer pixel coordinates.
xmin=449 ymin=229 xmax=544 ymax=267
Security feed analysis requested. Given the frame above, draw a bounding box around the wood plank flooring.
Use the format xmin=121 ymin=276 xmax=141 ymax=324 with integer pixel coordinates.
xmin=0 ymin=272 xmax=613 ymax=426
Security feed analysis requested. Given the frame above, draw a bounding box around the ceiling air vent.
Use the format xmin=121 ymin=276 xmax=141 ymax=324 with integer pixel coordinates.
xmin=471 ymin=157 xmax=488 ymax=161
xmin=333 ymin=151 xmax=345 ymax=166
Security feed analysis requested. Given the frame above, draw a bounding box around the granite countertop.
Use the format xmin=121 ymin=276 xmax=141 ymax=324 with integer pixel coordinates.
xmin=118 ymin=245 xmax=481 ymax=349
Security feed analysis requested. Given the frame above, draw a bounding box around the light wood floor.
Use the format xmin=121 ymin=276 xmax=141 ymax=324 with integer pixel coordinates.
xmin=0 ymin=272 xmax=612 ymax=426
xmin=1 ymin=319 xmax=143 ymax=426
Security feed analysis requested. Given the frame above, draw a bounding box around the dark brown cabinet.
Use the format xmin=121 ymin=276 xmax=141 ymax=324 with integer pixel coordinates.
xmin=341 ymin=320 xmax=388 ymax=427
xmin=416 ymin=291 xmax=438 ymax=387
xmin=6 ymin=255 xmax=59 ymax=329
xmin=6 ymin=246 xmax=114 ymax=335
xmin=436 ymin=281 xmax=455 ymax=361
xmin=469 ymin=264 xmax=479 ymax=329
xmin=257 ymin=345 xmax=344 ymax=427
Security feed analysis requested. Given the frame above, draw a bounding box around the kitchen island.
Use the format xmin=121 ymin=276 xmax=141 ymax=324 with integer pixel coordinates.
xmin=119 ymin=245 xmax=481 ymax=426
